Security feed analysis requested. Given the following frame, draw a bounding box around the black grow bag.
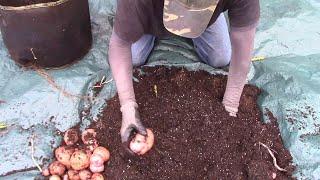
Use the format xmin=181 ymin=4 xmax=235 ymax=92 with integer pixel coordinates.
xmin=0 ymin=0 xmax=92 ymax=68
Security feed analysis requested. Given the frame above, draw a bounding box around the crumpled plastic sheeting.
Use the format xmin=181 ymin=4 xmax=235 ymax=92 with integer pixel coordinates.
xmin=0 ymin=0 xmax=320 ymax=179
xmin=0 ymin=0 xmax=117 ymax=177
xmin=251 ymin=0 xmax=320 ymax=178
xmin=250 ymin=55 xmax=320 ymax=179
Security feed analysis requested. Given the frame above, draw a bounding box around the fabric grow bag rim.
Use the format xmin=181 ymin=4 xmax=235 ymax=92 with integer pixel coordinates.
xmin=0 ymin=0 xmax=70 ymax=11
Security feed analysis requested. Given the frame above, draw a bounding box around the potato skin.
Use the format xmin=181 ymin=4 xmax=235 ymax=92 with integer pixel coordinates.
xmin=55 ymin=146 xmax=75 ymax=168
xmin=130 ymin=129 xmax=155 ymax=155
xmin=49 ymin=161 xmax=66 ymax=176
xmin=79 ymin=170 xmax=92 ymax=180
xmin=64 ymin=129 xmax=79 ymax=146
xmin=70 ymin=151 xmax=90 ymax=171
xmin=91 ymin=173 xmax=104 ymax=180
xmin=93 ymin=147 xmax=110 ymax=162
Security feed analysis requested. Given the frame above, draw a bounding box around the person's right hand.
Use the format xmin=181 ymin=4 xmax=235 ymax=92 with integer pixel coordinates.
xmin=120 ymin=101 xmax=147 ymax=143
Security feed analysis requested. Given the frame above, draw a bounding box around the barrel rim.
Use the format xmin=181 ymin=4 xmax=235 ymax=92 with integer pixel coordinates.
xmin=0 ymin=0 xmax=70 ymax=11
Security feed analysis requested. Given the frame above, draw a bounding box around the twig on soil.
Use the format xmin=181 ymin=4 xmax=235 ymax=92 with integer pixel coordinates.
xmin=154 ymin=85 xmax=158 ymax=97
xmin=259 ymin=142 xmax=287 ymax=172
xmin=30 ymin=134 xmax=42 ymax=172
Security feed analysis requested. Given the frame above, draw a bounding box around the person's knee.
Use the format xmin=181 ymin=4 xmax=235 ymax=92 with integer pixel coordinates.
xmin=131 ymin=35 xmax=155 ymax=67
xmin=132 ymin=54 xmax=147 ymax=67
xmin=207 ymin=48 xmax=231 ymax=68
xmin=132 ymin=45 xmax=150 ymax=67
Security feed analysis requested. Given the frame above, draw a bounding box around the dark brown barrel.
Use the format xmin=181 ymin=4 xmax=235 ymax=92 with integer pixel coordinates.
xmin=0 ymin=0 xmax=92 ymax=68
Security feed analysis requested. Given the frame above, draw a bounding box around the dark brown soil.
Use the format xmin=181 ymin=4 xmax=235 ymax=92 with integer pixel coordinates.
xmin=91 ymin=66 xmax=295 ymax=180
xmin=0 ymin=0 xmax=58 ymax=7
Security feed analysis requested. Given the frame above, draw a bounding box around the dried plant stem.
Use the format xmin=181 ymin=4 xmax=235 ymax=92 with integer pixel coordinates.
xmin=30 ymin=135 xmax=42 ymax=172
xmin=32 ymin=65 xmax=111 ymax=100
xmin=259 ymin=142 xmax=287 ymax=172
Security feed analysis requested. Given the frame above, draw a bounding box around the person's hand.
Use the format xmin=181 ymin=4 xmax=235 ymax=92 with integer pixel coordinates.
xmin=222 ymin=92 xmax=240 ymax=117
xmin=120 ymin=101 xmax=147 ymax=143
xmin=223 ymin=103 xmax=238 ymax=117
xmin=222 ymin=89 xmax=240 ymax=117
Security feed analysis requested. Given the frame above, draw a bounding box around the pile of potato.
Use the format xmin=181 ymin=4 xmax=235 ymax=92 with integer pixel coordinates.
xmin=42 ymin=129 xmax=109 ymax=180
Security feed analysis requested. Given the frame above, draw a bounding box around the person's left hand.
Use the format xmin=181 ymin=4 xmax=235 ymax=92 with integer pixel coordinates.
xmin=120 ymin=102 xmax=147 ymax=143
xmin=223 ymin=102 xmax=238 ymax=117
xmin=222 ymin=87 xmax=241 ymax=118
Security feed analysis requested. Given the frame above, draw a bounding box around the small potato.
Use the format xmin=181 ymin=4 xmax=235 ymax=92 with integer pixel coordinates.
xmin=90 ymin=164 xmax=104 ymax=173
xmin=49 ymin=161 xmax=66 ymax=176
xmin=91 ymin=173 xmax=104 ymax=180
xmin=93 ymin=147 xmax=110 ymax=162
xmin=49 ymin=175 xmax=62 ymax=180
xmin=70 ymin=150 xmax=90 ymax=171
xmin=64 ymin=129 xmax=79 ymax=146
xmin=81 ymin=129 xmax=99 ymax=151
xmin=81 ymin=129 xmax=97 ymax=145
xmin=42 ymin=168 xmax=50 ymax=176
xmin=67 ymin=170 xmax=80 ymax=180
xmin=130 ymin=129 xmax=154 ymax=155
xmin=89 ymin=154 xmax=104 ymax=173
xmin=55 ymin=146 xmax=75 ymax=168
xmin=79 ymin=170 xmax=92 ymax=180
xmin=129 ymin=134 xmax=146 ymax=154
xmin=90 ymin=154 xmax=104 ymax=167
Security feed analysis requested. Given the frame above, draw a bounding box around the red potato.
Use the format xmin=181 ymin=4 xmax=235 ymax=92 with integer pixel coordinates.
xmin=49 ymin=175 xmax=62 ymax=180
xmin=42 ymin=168 xmax=50 ymax=176
xmin=93 ymin=147 xmax=110 ymax=162
xmin=81 ymin=129 xmax=97 ymax=144
xmin=70 ymin=150 xmax=90 ymax=171
xmin=90 ymin=164 xmax=104 ymax=173
xmin=81 ymin=129 xmax=99 ymax=151
xmin=91 ymin=173 xmax=104 ymax=180
xmin=67 ymin=170 xmax=80 ymax=180
xmin=129 ymin=134 xmax=146 ymax=154
xmin=79 ymin=170 xmax=92 ymax=180
xmin=55 ymin=146 xmax=75 ymax=168
xmin=89 ymin=154 xmax=104 ymax=173
xmin=64 ymin=129 xmax=79 ymax=146
xmin=49 ymin=161 xmax=66 ymax=176
xmin=90 ymin=154 xmax=104 ymax=167
xmin=130 ymin=129 xmax=154 ymax=155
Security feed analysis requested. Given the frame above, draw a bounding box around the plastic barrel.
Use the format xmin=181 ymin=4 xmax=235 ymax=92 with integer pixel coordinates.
xmin=0 ymin=0 xmax=92 ymax=68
